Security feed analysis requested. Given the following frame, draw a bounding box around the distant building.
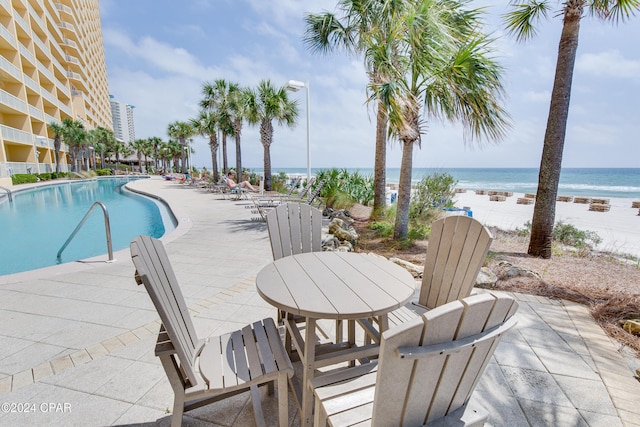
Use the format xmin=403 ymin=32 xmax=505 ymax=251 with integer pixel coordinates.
xmin=0 ymin=0 xmax=111 ymax=187
xmin=109 ymin=96 xmax=136 ymax=144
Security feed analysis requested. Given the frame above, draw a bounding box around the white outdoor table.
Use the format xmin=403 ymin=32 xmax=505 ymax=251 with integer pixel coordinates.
xmin=256 ymin=251 xmax=415 ymax=427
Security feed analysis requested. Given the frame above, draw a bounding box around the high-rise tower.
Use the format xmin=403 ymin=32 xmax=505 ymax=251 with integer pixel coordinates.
xmin=0 ymin=0 xmax=111 ymax=186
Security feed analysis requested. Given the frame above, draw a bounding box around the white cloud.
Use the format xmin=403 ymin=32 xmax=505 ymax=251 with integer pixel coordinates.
xmin=576 ymin=50 xmax=640 ymax=80
xmin=522 ymin=90 xmax=551 ymax=103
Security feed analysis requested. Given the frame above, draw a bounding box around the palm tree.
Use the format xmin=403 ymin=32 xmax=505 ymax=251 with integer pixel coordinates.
xmin=201 ymin=80 xmax=236 ymax=175
xmin=87 ymin=127 xmax=115 ymax=170
xmin=368 ymin=0 xmax=510 ymax=239
xmin=147 ymin=136 xmax=163 ymax=171
xmin=228 ymin=85 xmax=252 ymax=182
xmin=190 ymin=111 xmax=220 ymax=180
xmin=305 ymin=0 xmax=392 ymax=219
xmin=47 ymin=121 xmax=64 ymax=173
xmin=60 ymin=118 xmax=86 ymax=172
xmin=167 ymin=121 xmax=194 ymax=173
xmin=504 ymin=0 xmax=640 ymax=259
xmin=246 ymin=80 xmax=298 ymax=190
xmin=130 ymin=139 xmax=147 ymax=172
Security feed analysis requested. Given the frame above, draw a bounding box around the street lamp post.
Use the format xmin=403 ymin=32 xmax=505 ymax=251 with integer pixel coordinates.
xmin=285 ymin=80 xmax=310 ymax=183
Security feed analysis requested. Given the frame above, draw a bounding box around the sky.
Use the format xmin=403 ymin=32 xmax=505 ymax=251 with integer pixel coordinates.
xmin=99 ymin=0 xmax=640 ymax=171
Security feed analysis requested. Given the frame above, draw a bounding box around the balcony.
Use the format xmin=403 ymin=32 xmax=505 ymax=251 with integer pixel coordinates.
xmin=0 ymin=89 xmax=27 ymax=113
xmin=27 ymin=4 xmax=46 ymax=33
xmin=54 ymin=2 xmax=72 ymax=16
xmin=58 ymin=21 xmax=75 ymax=33
xmin=0 ymin=124 xmax=32 ymax=144
xmin=13 ymin=14 xmax=30 ymax=34
xmin=60 ymin=37 xmax=77 ymax=50
xmin=0 ymin=56 xmax=22 ymax=81
xmin=65 ymin=54 xmax=80 ymax=65
xmin=0 ymin=0 xmax=10 ymax=13
xmin=58 ymin=101 xmax=72 ymax=116
xmin=28 ymin=104 xmax=44 ymax=121
xmin=32 ymin=35 xmax=49 ymax=56
xmin=23 ymin=74 xmax=39 ymax=92
xmin=0 ymin=23 xmax=16 ymax=46
xmin=36 ymin=61 xmax=54 ymax=82
xmin=40 ymin=88 xmax=57 ymax=105
xmin=44 ymin=112 xmax=59 ymax=125
xmin=18 ymin=43 xmax=35 ymax=65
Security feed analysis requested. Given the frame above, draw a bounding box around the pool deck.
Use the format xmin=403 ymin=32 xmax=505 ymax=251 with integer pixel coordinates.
xmin=0 ymin=176 xmax=639 ymax=426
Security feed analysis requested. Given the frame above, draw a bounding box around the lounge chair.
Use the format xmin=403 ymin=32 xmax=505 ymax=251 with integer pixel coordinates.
xmin=312 ymin=292 xmax=518 ymax=426
xmin=251 ymin=179 xmax=325 ymax=220
xmin=361 ymin=215 xmax=493 ymax=341
xmin=130 ymin=235 xmax=293 ymax=427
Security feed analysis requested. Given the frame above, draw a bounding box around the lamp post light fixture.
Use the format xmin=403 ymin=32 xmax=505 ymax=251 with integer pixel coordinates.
xmin=285 ymin=79 xmax=311 ymax=183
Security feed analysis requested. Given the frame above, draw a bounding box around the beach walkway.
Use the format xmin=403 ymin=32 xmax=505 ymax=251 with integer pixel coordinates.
xmin=0 ymin=177 xmax=638 ymax=426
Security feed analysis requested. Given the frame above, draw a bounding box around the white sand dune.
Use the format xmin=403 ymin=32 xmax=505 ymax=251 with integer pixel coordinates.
xmin=454 ymin=191 xmax=640 ymax=258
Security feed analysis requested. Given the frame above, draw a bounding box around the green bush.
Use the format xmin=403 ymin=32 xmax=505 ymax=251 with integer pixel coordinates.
xmin=315 ymin=168 xmax=374 ymax=208
xmin=409 ymin=172 xmax=457 ymax=223
xmin=36 ymin=173 xmax=51 ymax=181
xmin=96 ymin=168 xmax=112 ymax=176
xmin=515 ymin=220 xmax=602 ymax=250
xmin=369 ymin=221 xmax=394 ymax=238
xmin=271 ymin=172 xmax=289 ymax=192
xmin=553 ymin=221 xmax=602 ymax=249
xmin=11 ymin=174 xmax=38 ymax=184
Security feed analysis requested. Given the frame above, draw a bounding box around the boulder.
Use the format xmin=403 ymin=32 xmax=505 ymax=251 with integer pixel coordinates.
xmin=476 ymin=267 xmax=498 ymax=288
xmin=497 ymin=261 xmax=542 ymax=279
xmin=389 ymin=257 xmax=423 ymax=279
xmin=328 ymin=218 xmax=358 ymax=246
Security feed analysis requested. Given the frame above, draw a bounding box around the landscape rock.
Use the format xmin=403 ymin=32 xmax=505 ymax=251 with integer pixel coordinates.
xmin=476 ymin=267 xmax=498 ymax=288
xmin=328 ymin=218 xmax=359 ymax=246
xmin=497 ymin=261 xmax=542 ymax=279
xmin=623 ymin=319 xmax=640 ymax=336
xmin=389 ymin=257 xmax=423 ymax=279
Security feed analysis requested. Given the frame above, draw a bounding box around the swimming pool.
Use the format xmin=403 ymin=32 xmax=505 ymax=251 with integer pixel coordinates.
xmin=0 ymin=177 xmax=176 ymax=276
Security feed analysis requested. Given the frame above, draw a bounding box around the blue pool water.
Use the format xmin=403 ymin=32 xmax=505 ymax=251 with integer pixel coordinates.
xmin=0 ymin=177 xmax=176 ymax=276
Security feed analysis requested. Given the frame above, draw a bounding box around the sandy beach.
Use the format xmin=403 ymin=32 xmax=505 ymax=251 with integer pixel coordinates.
xmin=453 ymin=191 xmax=640 ymax=258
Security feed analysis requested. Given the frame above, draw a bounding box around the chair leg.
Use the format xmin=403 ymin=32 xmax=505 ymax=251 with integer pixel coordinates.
xmin=250 ymin=385 xmax=267 ymax=427
xmin=278 ymin=374 xmax=289 ymax=427
xmin=171 ymin=396 xmax=184 ymax=427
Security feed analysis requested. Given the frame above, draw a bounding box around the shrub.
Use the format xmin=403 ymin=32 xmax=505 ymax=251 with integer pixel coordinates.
xmin=553 ymin=221 xmax=602 ymax=249
xmin=369 ymin=221 xmax=394 ymax=238
xmin=271 ymin=172 xmax=289 ymax=192
xmin=11 ymin=174 xmax=38 ymax=184
xmin=315 ymin=168 xmax=374 ymax=208
xmin=409 ymin=172 xmax=457 ymax=223
xmin=37 ymin=173 xmax=52 ymax=181
xmin=96 ymin=168 xmax=112 ymax=176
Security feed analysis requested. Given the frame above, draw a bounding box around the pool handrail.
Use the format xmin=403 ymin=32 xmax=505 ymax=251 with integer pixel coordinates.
xmin=0 ymin=185 xmax=12 ymax=203
xmin=57 ymin=201 xmax=114 ymax=262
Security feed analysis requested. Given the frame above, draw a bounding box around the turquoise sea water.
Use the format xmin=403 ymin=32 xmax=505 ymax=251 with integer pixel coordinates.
xmin=0 ymin=178 xmax=174 ymax=276
xmin=260 ymin=168 xmax=640 ymax=199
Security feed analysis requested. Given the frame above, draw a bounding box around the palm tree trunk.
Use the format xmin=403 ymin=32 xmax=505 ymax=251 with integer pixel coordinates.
xmin=222 ymin=133 xmax=228 ymax=175
xmin=209 ymin=136 xmax=219 ymax=181
xmin=262 ymin=119 xmax=273 ymax=191
xmin=54 ymin=140 xmax=61 ymax=174
xmin=179 ymin=138 xmax=186 ymax=173
xmin=372 ymin=102 xmax=388 ymax=220
xmin=235 ymin=132 xmax=242 ymax=183
xmin=394 ymin=140 xmax=414 ymax=239
xmin=528 ymin=6 xmax=583 ymax=259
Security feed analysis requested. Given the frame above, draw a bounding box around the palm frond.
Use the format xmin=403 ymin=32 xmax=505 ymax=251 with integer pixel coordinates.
xmin=503 ymin=1 xmax=550 ymax=41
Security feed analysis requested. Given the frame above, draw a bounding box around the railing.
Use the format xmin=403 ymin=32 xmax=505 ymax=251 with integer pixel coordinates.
xmin=0 ymin=22 xmax=16 ymax=45
xmin=0 ymin=89 xmax=27 ymax=113
xmin=57 ymin=202 xmax=113 ymax=262
xmin=0 ymin=55 xmax=21 ymax=80
xmin=0 ymin=186 xmax=12 ymax=203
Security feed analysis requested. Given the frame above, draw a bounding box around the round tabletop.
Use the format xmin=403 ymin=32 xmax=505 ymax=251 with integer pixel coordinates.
xmin=256 ymin=251 xmax=416 ymax=320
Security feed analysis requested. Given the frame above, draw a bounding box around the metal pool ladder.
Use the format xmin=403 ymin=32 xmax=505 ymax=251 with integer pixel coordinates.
xmin=57 ymin=201 xmax=114 ymax=262
xmin=0 ymin=185 xmax=12 ymax=202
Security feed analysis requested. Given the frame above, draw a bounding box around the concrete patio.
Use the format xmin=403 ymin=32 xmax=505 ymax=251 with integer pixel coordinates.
xmin=0 ymin=176 xmax=638 ymax=426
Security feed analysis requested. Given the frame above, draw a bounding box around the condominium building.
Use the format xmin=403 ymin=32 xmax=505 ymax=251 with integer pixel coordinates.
xmin=0 ymin=0 xmax=111 ymax=187
xmin=109 ymin=95 xmax=135 ymax=144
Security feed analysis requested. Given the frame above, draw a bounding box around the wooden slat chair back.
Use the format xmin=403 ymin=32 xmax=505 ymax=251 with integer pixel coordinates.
xmin=266 ymin=202 xmax=323 ymax=260
xmin=419 ymin=215 xmax=493 ymax=309
xmin=130 ymin=235 xmax=293 ymax=427
xmin=313 ymin=293 xmax=518 ymax=426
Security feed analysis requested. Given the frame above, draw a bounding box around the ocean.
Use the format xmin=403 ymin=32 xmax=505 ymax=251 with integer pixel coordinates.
xmin=257 ymin=168 xmax=640 ymax=199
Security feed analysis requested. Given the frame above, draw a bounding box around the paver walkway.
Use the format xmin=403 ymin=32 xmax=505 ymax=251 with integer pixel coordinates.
xmin=0 ymin=176 xmax=638 ymax=426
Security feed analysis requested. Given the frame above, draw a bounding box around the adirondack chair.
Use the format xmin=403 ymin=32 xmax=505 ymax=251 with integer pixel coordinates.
xmin=312 ymin=292 xmax=518 ymax=426
xmin=265 ymin=203 xmax=333 ymax=341
xmin=130 ymin=235 xmax=293 ymax=427
xmin=361 ymin=215 xmax=493 ymax=343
